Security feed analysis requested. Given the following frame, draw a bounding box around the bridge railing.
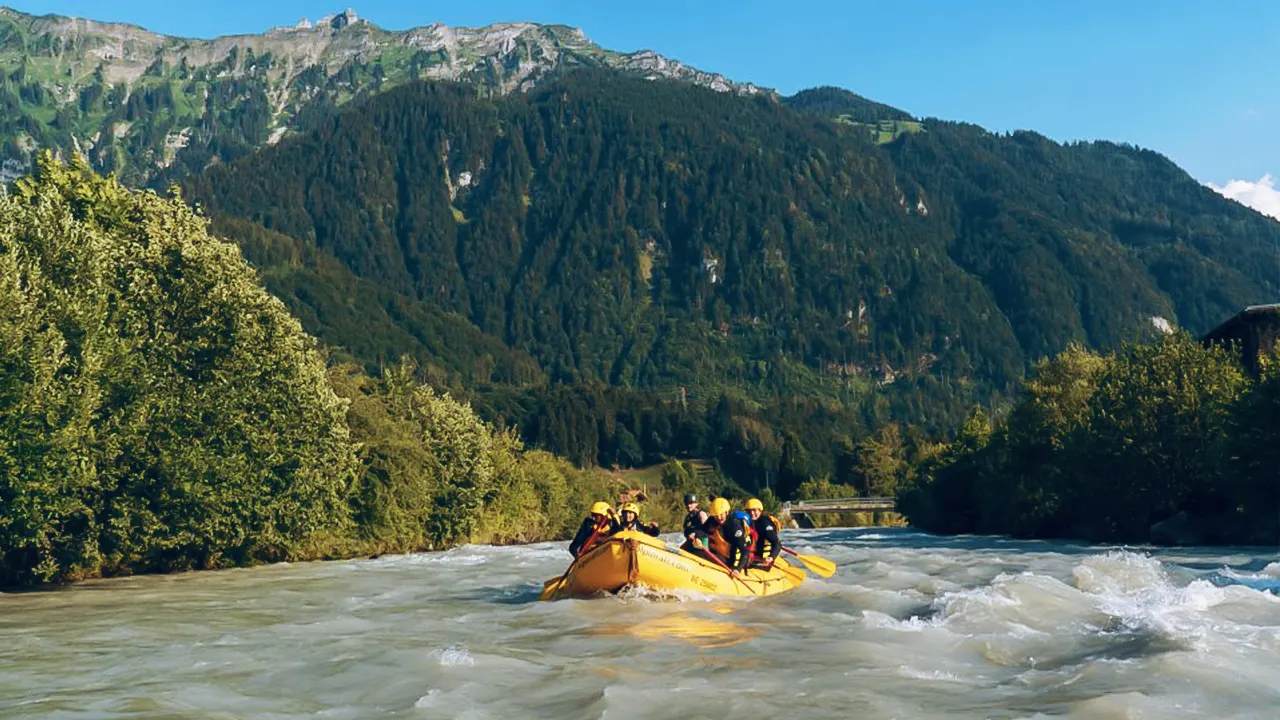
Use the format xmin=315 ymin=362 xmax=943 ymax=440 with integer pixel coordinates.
xmin=781 ymin=497 xmax=896 ymax=514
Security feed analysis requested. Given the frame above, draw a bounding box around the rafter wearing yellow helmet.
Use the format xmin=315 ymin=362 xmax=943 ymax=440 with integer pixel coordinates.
xmin=743 ymin=498 xmax=781 ymax=568
xmin=569 ymin=501 xmax=619 ymax=557
xmin=615 ymin=501 xmax=660 ymax=538
xmin=696 ymin=496 xmax=751 ymax=577
xmin=710 ymin=497 xmax=731 ymax=517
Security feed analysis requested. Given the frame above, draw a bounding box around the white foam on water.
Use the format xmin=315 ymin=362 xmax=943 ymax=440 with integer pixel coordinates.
xmin=613 ymin=583 xmax=737 ymax=603
xmin=897 ymin=666 xmax=964 ymax=682
xmin=4 ymin=527 xmax=1277 ymax=719
xmin=432 ymin=644 xmax=475 ymax=666
xmin=1072 ymin=551 xmax=1236 ymax=650
xmin=413 ymin=689 xmax=441 ymax=708
xmin=862 ymin=609 xmax=930 ymax=632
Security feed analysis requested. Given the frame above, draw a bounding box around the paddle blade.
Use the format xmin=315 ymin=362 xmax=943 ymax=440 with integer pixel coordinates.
xmin=770 ymin=560 xmax=806 ymax=585
xmin=794 ymin=552 xmax=837 ymax=578
xmin=539 ymin=576 xmax=565 ymax=601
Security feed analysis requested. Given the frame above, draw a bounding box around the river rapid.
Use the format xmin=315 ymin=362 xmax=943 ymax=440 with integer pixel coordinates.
xmin=3 ymin=528 xmax=1278 ymax=719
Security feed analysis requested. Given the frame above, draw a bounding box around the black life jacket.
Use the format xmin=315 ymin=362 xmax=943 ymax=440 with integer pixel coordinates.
xmin=683 ymin=509 xmax=706 ymax=538
xmin=752 ymin=514 xmax=781 ymax=556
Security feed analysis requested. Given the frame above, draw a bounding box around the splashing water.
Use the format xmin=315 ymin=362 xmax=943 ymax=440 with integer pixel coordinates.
xmin=1 ymin=529 xmax=1277 ymax=719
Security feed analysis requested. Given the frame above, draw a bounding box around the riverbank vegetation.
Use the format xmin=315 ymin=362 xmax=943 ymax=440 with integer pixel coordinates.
xmin=898 ymin=333 xmax=1279 ymax=545
xmin=0 ymin=156 xmax=687 ymax=588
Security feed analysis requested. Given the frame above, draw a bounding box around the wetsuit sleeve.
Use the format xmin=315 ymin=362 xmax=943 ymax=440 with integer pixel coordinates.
xmin=568 ymin=518 xmax=595 ymax=556
xmin=760 ymin=517 xmax=782 ymax=561
xmin=728 ymin=519 xmax=752 ymax=571
xmin=643 ymin=522 xmax=660 ymax=537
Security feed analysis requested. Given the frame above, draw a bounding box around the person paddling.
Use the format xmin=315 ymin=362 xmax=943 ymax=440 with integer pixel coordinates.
xmin=743 ymin=498 xmax=782 ymax=569
xmin=613 ymin=502 xmax=660 ymax=537
xmin=698 ymin=497 xmax=752 ymax=578
xmin=569 ymin=501 xmax=618 ymax=557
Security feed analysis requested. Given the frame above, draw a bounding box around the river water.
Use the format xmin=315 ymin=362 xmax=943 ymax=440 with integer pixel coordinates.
xmin=3 ymin=528 xmax=1278 ymax=719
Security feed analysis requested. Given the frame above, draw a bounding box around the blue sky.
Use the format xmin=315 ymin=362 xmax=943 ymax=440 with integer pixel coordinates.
xmin=9 ymin=1 xmax=1277 ymax=196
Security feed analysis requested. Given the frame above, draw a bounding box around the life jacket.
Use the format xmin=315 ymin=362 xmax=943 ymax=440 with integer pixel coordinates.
xmin=753 ymin=514 xmax=781 ymax=558
xmin=732 ymin=510 xmax=756 ymax=548
xmin=703 ymin=516 xmax=731 ymax=560
xmin=617 ymin=517 xmax=656 ymax=535
xmin=707 ymin=513 xmax=751 ymax=567
xmin=683 ymin=509 xmax=705 ymax=538
xmin=580 ymin=515 xmax=615 ymax=554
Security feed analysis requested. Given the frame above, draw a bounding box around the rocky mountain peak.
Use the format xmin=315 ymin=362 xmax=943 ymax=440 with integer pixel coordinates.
xmin=320 ymin=8 xmax=359 ymax=31
xmin=0 ymin=6 xmax=770 ymax=186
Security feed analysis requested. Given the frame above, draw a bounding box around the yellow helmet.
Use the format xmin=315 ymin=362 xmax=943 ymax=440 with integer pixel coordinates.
xmin=590 ymin=501 xmax=611 ymax=516
xmin=622 ymin=502 xmax=640 ymax=516
xmin=745 ymin=498 xmax=764 ymax=512
xmin=710 ymin=497 xmax=731 ymax=516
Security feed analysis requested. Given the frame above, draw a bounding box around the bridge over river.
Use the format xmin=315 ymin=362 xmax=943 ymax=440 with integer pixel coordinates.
xmin=779 ymin=497 xmax=897 ymax=527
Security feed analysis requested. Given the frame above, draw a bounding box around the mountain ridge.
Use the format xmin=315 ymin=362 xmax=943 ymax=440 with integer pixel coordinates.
xmin=0 ymin=5 xmax=768 ymax=185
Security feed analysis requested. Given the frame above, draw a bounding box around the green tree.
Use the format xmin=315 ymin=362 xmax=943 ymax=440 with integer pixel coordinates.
xmin=851 ymin=424 xmax=906 ymax=496
xmin=0 ymin=153 xmax=357 ymax=585
xmin=1078 ymin=334 xmax=1247 ymax=539
xmin=902 ymin=332 xmax=1268 ymax=544
xmin=1223 ymin=350 xmax=1280 ymax=543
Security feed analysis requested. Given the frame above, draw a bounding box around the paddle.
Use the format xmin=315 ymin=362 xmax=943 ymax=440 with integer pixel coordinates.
xmin=764 ymin=556 xmax=806 ymax=585
xmin=545 ymin=521 xmax=610 ymax=597
xmin=676 ymin=539 xmax=755 ymax=595
xmin=671 ymin=542 xmax=802 ymax=586
xmin=543 ymin=558 xmax=577 ymax=597
xmin=710 ymin=552 xmax=757 ymax=595
xmin=782 ymin=546 xmax=837 ymax=578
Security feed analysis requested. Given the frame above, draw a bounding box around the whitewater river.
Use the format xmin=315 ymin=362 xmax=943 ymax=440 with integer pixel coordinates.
xmin=3 ymin=528 xmax=1278 ymax=719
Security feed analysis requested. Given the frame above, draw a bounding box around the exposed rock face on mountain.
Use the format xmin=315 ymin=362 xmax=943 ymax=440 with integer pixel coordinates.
xmin=0 ymin=6 xmax=764 ymax=185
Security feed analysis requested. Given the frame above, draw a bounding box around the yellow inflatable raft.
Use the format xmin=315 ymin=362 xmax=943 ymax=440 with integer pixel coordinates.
xmin=539 ymin=530 xmax=805 ymax=601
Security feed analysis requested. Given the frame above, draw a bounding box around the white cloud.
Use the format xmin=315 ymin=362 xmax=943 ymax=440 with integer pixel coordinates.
xmin=1207 ymin=174 xmax=1280 ymax=221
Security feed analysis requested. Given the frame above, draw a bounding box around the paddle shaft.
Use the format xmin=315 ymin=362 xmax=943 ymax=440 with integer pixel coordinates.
xmin=552 ymin=518 xmax=611 ymax=592
xmin=781 ymin=545 xmax=836 ymax=578
xmin=696 ymin=542 xmax=755 ymax=594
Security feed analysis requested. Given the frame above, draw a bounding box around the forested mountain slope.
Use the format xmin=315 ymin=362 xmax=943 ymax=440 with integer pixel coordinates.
xmin=186 ymin=72 xmax=1277 ymax=387
xmin=179 ymin=71 xmax=1279 ymax=483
